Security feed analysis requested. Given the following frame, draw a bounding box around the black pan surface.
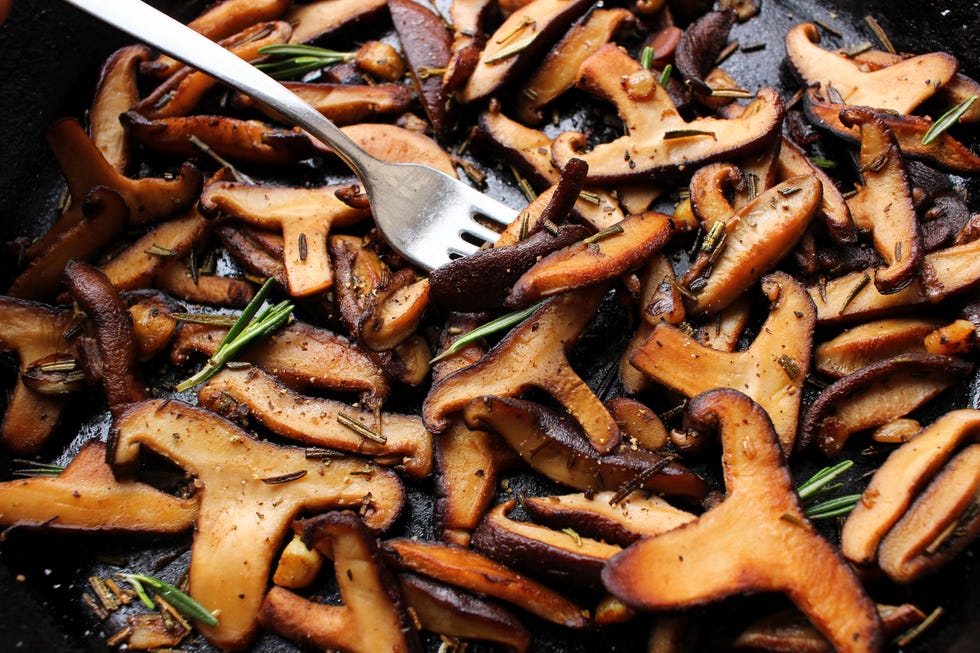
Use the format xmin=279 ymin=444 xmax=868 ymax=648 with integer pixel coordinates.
xmin=0 ymin=1 xmax=978 ymax=652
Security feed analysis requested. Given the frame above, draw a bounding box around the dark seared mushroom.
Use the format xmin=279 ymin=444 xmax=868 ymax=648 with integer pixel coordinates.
xmin=215 ymin=223 xmax=290 ymax=291
xmin=198 ymin=366 xmax=433 ymax=479
xmin=814 ymin=317 xmax=941 ymax=379
xmin=259 ymin=512 xmax=422 ymax=653
xmin=840 ymin=108 xmax=923 ymax=294
xmin=462 ymin=395 xmax=708 ymax=501
xmin=110 ymin=399 xmax=404 ymax=650
xmin=631 ymin=272 xmax=816 ymax=454
xmin=674 ymin=10 xmax=736 ymax=96
xmin=90 ymin=45 xmax=149 ymax=173
xmin=776 ymin=136 xmax=856 ymax=244
xmin=457 ymin=0 xmax=594 ymax=104
xmin=0 ymin=440 xmax=197 ymax=533
xmin=63 ymin=260 xmax=146 ymax=415
xmin=516 ymin=8 xmax=635 ymax=125
xmin=170 ymin=319 xmax=390 ymax=408
xmin=385 ymin=538 xmax=590 ymax=628
xmin=841 ymin=409 xmax=980 ymax=567
xmin=551 ymin=44 xmax=784 ymax=183
xmin=442 ymin=0 xmax=494 ymax=91
xmin=423 ymin=287 xmax=623 ymax=454
xmin=798 ymin=353 xmax=974 ymax=457
xmin=602 ymin=389 xmax=883 ymax=653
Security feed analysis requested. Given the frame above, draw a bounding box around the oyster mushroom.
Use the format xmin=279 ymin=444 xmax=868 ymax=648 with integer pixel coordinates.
xmin=551 ymin=44 xmax=784 ymax=183
xmin=631 ymin=272 xmax=816 ymax=453
xmin=0 ymin=440 xmax=196 ymax=533
xmin=602 ymin=389 xmax=883 ymax=653
xmin=259 ymin=512 xmax=422 ymax=653
xmin=110 ymin=399 xmax=405 ymax=650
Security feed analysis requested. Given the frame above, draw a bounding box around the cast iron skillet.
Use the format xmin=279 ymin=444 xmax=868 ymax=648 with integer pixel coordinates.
xmin=0 ymin=1 xmax=977 ymax=651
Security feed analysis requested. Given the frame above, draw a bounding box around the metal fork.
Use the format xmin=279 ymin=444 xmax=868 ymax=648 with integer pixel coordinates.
xmin=62 ymin=0 xmax=516 ymax=271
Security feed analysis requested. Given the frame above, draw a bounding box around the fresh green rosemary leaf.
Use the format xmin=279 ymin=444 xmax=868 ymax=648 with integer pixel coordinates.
xmin=920 ymin=95 xmax=978 ymax=146
xmin=431 ymin=300 xmax=547 ymax=363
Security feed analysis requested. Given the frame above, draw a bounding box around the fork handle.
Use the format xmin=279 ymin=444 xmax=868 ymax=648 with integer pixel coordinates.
xmin=62 ymin=0 xmax=378 ymax=178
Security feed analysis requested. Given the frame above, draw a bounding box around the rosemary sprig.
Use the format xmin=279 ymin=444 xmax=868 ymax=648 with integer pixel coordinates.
xmin=640 ymin=46 xmax=654 ymax=70
xmin=256 ymin=44 xmax=355 ymax=80
xmin=921 ymin=95 xmax=978 ymax=145
xmin=658 ymin=63 xmax=672 ymax=88
xmin=431 ymin=300 xmax=546 ymax=363
xmin=118 ymin=573 xmax=218 ymax=626
xmin=11 ymin=460 xmax=66 ymax=477
xmin=798 ymin=459 xmax=854 ymax=503
xmin=805 ymin=494 xmax=862 ymax=520
xmin=176 ymin=278 xmax=293 ymax=391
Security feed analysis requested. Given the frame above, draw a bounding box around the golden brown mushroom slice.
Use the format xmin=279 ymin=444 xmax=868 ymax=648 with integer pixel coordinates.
xmin=215 ymin=223 xmax=290 ymax=291
xmin=423 ymin=286 xmax=623 ymax=454
xmin=602 ymin=389 xmax=883 ymax=653
xmin=457 ymin=0 xmax=594 ymax=105
xmin=516 ymin=8 xmax=635 ymax=125
xmin=236 ymin=81 xmax=413 ymax=125
xmin=0 ymin=440 xmax=196 ymax=533
xmin=607 ymin=396 xmax=670 ymax=451
xmin=124 ymin=290 xmax=180 ymax=362
xmin=840 ymin=108 xmax=923 ymax=294
xmin=170 ymin=320 xmax=390 ymax=407
xmin=814 ymin=317 xmax=942 ymax=379
xmin=384 ymin=537 xmax=590 ymax=628
xmin=360 ymin=274 xmax=431 ymax=352
xmin=522 ymin=491 xmax=696 ymax=546
xmin=776 ymin=136 xmax=855 ymax=244
xmin=110 ymin=399 xmax=404 ymax=650
xmin=785 ymin=22 xmax=956 ymax=114
xmin=505 ymin=211 xmax=677 ymax=307
xmin=807 ymin=237 xmax=980 ymax=325
xmin=398 ymin=572 xmax=532 ymax=653
xmin=260 ymin=512 xmax=422 ymax=653
xmin=841 ymin=409 xmax=980 ymax=566
xmin=198 ymin=366 xmax=433 ymax=479
xmin=681 ymin=176 xmax=821 ymax=316
xmin=551 ymin=44 xmax=784 ymax=183
xmin=434 ymin=422 xmax=503 ymax=546
xmin=153 ymin=261 xmax=256 ymax=308
xmin=90 ymin=45 xmax=150 ymax=173
xmin=631 ymin=272 xmax=816 ymax=454
xmin=472 ymin=499 xmax=622 ymax=589
xmin=878 ymin=443 xmax=980 ymax=583
xmin=462 ymin=396 xmax=708 ymax=500
xmin=0 ymin=297 xmax=78 ymax=453
xmin=200 ymin=182 xmax=369 ymax=297
xmin=285 ymin=0 xmax=388 ymax=45
xmin=442 ymin=0 xmax=493 ymax=91
xmin=798 ymin=354 xmax=974 ymax=457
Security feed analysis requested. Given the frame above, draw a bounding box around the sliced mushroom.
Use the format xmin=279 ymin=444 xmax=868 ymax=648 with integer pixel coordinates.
xmin=798 ymin=353 xmax=974 ymax=457
xmin=359 ymin=273 xmax=430 ymax=352
xmin=807 ymin=236 xmax=980 ymax=325
xmin=389 ymin=0 xmax=453 ymax=140
xmin=8 ymin=186 xmax=129 ymax=301
xmin=259 ymin=512 xmax=422 ymax=653
xmin=328 ymin=123 xmax=458 ymax=175
xmin=0 ymin=440 xmax=197 ymax=533
xmin=457 ymin=0 xmax=594 ymax=104
xmin=551 ymin=44 xmax=784 ymax=183
xmin=841 ymin=409 xmax=980 ymax=566
xmin=110 ymin=399 xmax=404 ymax=649
xmin=153 ymin=261 xmax=256 ymax=308
xmin=385 ymin=537 xmax=590 ymax=628
xmin=607 ymin=396 xmax=670 ymax=451
xmin=0 ymin=297 xmax=77 ymax=453
xmin=124 ymin=290 xmax=180 ymax=362
xmin=602 ymin=389 xmax=883 ymax=653
xmin=64 ymin=260 xmax=146 ymax=414
xmin=200 ymin=182 xmax=369 ymax=296
xmin=681 ymin=176 xmax=821 ymax=316
xmin=170 ymin=319 xmax=390 ymax=407
xmin=214 ymin=223 xmax=289 ymax=291
xmin=924 ymin=318 xmax=978 ymax=356
xmin=198 ymin=366 xmax=433 ymax=479
xmin=695 ymin=294 xmax=751 ymax=352
xmin=840 ymin=108 xmax=922 ymax=293
xmin=785 ymin=22 xmax=956 ymax=114
xmin=776 ymin=136 xmax=855 ymax=244
xmin=90 ymin=45 xmax=150 ymax=173
xmin=434 ymin=421 xmax=502 ymax=545
xmin=505 ymin=211 xmax=677 ymax=307
xmin=423 ymin=286 xmax=623 ymax=454
xmin=233 ymin=82 xmax=414 ymax=125
xmin=462 ymin=396 xmax=708 ymax=500
xmin=285 ymin=0 xmax=388 ymax=45
xmin=878 ymin=443 xmax=980 ymax=582
xmin=442 ymin=0 xmax=494 ymax=91
xmin=814 ymin=317 xmax=941 ymax=379
xmin=631 ymin=272 xmax=816 ymax=454
xmin=122 ymin=112 xmax=317 ymax=165
xmin=516 ymin=8 xmax=635 ymax=124
xmin=674 ymin=10 xmax=736 ymax=96
xmin=398 ymin=572 xmax=532 ymax=653
xmin=472 ymin=499 xmax=622 ymax=589
xmin=522 ymin=491 xmax=696 ymax=546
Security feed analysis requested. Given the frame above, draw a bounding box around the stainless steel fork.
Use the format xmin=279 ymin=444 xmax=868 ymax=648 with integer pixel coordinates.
xmin=63 ymin=0 xmax=517 ymax=271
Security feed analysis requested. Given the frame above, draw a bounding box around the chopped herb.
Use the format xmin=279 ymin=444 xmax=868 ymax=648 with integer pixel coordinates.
xmin=798 ymin=459 xmax=854 ymax=502
xmin=416 ymin=66 xmax=447 ymax=79
xmin=640 ymin=46 xmax=654 ymax=70
xmin=844 ymin=41 xmax=873 ymax=57
xmin=861 ymin=153 xmax=888 ymax=174
xmin=484 ymin=35 xmax=535 ymax=64
xmin=663 ymin=129 xmax=717 ymax=140
xmin=510 ymin=166 xmax=537 ymax=203
xmin=431 ymin=300 xmax=547 ymax=363
xmin=714 ymin=40 xmax=739 ymax=65
xmin=542 ymin=219 xmax=560 ymax=235
xmin=144 ymin=244 xmax=177 ymax=257
xmin=561 ymin=527 xmax=583 ymax=546
xmin=809 ymin=157 xmax=837 ymax=169
xmin=895 ymin=607 xmax=944 ymax=648
xmin=583 ymin=224 xmax=625 ymax=245
xmin=608 ymin=457 xmax=674 ymax=506
xmin=176 ymin=278 xmax=294 ymax=391
xmin=496 ymin=16 xmax=535 ymax=44
xmin=337 ymin=412 xmax=387 ymax=444
xmin=188 ymin=135 xmax=254 ymax=185
xmin=37 ymin=358 xmax=78 ymax=373
xmin=921 ymin=95 xmax=978 ymax=145
xmin=779 ymin=513 xmax=812 ymax=530
xmin=813 ymin=18 xmax=842 ymax=38
xmin=118 ymin=573 xmax=218 ymax=626
xmin=11 ymin=460 xmax=65 ymax=477
xmin=259 ymin=470 xmax=308 ymax=484
xmin=805 ymin=494 xmax=862 ymax=520
xmin=778 ymin=185 xmax=802 ymax=196
xmin=864 ymin=15 xmax=895 ymax=54
xmin=578 ymin=190 xmax=601 ymax=205
xmin=171 ymin=312 xmax=240 ymax=327
xmin=659 ymin=63 xmax=672 ymax=88
xmin=778 ymin=354 xmax=801 ymax=379
xmin=521 ymin=87 xmax=539 ymax=101
xmin=740 ymin=42 xmax=766 ymax=53
xmin=710 ymin=88 xmax=755 ymax=98
xmin=840 ymin=273 xmax=871 ymax=314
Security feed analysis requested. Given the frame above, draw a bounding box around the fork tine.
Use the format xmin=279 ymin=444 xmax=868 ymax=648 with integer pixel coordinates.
xmin=448 ymin=240 xmax=482 ymax=259
xmin=461 ymin=220 xmax=502 ymax=245
xmin=467 ymin=192 xmax=519 ymax=228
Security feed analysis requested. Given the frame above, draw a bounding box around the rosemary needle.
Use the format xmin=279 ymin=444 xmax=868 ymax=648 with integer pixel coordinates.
xmin=431 ymin=300 xmax=546 ymax=363
xmin=921 ymin=95 xmax=978 ymax=145
xmin=118 ymin=573 xmax=218 ymax=626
